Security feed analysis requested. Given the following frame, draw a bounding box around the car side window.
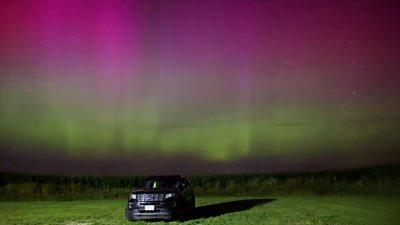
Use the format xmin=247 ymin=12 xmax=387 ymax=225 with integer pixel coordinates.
xmin=182 ymin=178 xmax=190 ymax=188
xmin=173 ymin=180 xmax=181 ymax=188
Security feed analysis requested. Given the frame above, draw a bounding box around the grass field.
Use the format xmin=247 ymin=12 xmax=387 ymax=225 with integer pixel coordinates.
xmin=0 ymin=196 xmax=399 ymax=225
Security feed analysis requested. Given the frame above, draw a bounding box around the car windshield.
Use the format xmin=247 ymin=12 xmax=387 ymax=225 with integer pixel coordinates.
xmin=140 ymin=178 xmax=181 ymax=189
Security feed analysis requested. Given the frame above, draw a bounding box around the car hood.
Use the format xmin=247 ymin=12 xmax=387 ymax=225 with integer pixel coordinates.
xmin=134 ymin=187 xmax=179 ymax=193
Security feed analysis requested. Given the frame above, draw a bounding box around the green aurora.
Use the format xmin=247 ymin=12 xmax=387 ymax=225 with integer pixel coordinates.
xmin=1 ymin=80 xmax=399 ymax=161
xmin=1 ymin=0 xmax=399 ymax=169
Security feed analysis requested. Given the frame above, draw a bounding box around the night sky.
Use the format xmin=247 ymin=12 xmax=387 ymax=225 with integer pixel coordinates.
xmin=1 ymin=0 xmax=399 ymax=175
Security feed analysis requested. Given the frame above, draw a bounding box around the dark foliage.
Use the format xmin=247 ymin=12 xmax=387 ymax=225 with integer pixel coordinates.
xmin=1 ymin=163 xmax=399 ymax=200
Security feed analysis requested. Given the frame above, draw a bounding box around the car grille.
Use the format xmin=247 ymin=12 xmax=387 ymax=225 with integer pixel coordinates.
xmin=138 ymin=193 xmax=165 ymax=202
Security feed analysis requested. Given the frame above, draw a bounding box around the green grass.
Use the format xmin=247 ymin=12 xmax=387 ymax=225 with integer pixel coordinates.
xmin=0 ymin=196 xmax=399 ymax=225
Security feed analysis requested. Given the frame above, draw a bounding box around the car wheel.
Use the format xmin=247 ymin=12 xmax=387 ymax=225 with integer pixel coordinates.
xmin=125 ymin=208 xmax=136 ymax=222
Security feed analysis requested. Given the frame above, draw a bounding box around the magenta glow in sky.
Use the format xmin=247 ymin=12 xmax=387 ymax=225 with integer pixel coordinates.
xmin=0 ymin=0 xmax=400 ymax=174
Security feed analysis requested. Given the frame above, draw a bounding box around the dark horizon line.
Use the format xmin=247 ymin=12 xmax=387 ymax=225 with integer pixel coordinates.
xmin=1 ymin=161 xmax=399 ymax=178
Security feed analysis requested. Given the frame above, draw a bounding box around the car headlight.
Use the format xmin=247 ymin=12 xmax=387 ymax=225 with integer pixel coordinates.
xmin=130 ymin=194 xmax=137 ymax=200
xmin=165 ymin=193 xmax=176 ymax=199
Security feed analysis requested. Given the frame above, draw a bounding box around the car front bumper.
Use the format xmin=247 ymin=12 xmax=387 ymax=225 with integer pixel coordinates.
xmin=127 ymin=200 xmax=178 ymax=220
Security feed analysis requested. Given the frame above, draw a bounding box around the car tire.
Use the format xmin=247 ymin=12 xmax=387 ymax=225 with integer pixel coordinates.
xmin=189 ymin=196 xmax=195 ymax=213
xmin=125 ymin=208 xmax=136 ymax=222
xmin=181 ymin=202 xmax=195 ymax=220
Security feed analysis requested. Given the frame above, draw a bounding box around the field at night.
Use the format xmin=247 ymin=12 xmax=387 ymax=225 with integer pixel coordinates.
xmin=0 ymin=196 xmax=399 ymax=225
xmin=1 ymin=0 xmax=400 ymax=224
xmin=1 ymin=165 xmax=399 ymax=224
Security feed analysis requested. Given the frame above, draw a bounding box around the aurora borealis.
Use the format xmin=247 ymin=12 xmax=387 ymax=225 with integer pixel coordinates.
xmin=1 ymin=0 xmax=400 ymax=175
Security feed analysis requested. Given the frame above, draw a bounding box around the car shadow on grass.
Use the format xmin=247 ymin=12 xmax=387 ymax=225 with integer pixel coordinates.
xmin=184 ymin=198 xmax=276 ymax=221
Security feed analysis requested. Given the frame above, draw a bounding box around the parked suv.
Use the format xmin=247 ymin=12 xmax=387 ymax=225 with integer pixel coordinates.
xmin=125 ymin=175 xmax=195 ymax=221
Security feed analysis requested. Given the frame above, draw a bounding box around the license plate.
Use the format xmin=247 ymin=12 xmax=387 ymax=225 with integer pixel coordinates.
xmin=144 ymin=205 xmax=155 ymax=211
